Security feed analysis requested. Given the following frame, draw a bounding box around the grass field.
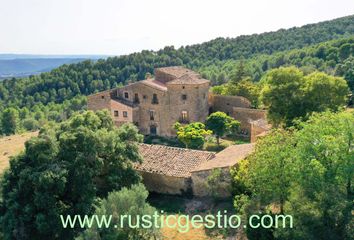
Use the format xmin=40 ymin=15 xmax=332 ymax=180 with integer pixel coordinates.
xmin=0 ymin=131 xmax=38 ymax=172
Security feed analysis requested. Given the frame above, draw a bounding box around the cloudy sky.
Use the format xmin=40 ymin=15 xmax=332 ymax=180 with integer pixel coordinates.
xmin=0 ymin=0 xmax=353 ymax=55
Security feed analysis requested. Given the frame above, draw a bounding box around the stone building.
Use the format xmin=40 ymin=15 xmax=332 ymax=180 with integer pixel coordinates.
xmin=88 ymin=66 xmax=209 ymax=136
xmin=135 ymin=143 xmax=255 ymax=197
xmin=88 ymin=66 xmax=269 ymax=141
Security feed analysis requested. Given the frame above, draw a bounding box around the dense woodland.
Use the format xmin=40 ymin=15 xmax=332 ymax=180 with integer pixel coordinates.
xmin=0 ymin=15 xmax=353 ymax=110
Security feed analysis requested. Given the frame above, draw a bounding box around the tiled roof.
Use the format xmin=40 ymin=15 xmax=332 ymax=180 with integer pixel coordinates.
xmin=156 ymin=66 xmax=210 ymax=85
xmin=135 ymin=144 xmax=215 ymax=178
xmin=140 ymin=79 xmax=168 ymax=91
xmin=192 ymin=144 xmax=255 ymax=172
xmin=156 ymin=66 xmax=198 ymax=79
xmin=167 ymin=74 xmax=210 ymax=85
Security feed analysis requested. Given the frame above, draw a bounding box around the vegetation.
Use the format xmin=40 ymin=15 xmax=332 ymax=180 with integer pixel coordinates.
xmin=174 ymin=122 xmax=212 ymax=149
xmin=77 ymin=184 xmax=160 ymax=240
xmin=0 ymin=111 xmax=143 ymax=240
xmin=0 ymin=16 xmax=353 ymax=112
xmin=260 ymin=67 xmax=348 ymax=126
xmin=205 ymin=112 xmax=240 ymax=146
xmin=232 ymin=111 xmax=354 ymax=240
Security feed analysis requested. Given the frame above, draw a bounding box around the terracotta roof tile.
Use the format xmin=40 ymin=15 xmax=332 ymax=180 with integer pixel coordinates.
xmin=192 ymin=144 xmax=255 ymax=172
xmin=135 ymin=144 xmax=215 ymax=178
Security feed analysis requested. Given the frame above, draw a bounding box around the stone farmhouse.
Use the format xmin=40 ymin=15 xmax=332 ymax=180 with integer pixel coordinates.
xmin=87 ymin=66 xmax=269 ymax=197
xmin=87 ymin=66 xmax=269 ymax=141
xmin=136 ymin=143 xmax=255 ymax=197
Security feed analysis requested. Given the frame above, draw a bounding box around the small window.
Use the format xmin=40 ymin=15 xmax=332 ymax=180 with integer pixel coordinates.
xmin=149 ymin=110 xmax=155 ymax=121
xmin=124 ymin=92 xmax=129 ymax=99
xmin=181 ymin=111 xmax=188 ymax=123
xmin=182 ymin=86 xmax=185 ymax=89
xmin=226 ymin=103 xmax=230 ymax=106
xmin=143 ymin=95 xmax=147 ymax=99
xmin=123 ymin=111 xmax=128 ymax=118
xmin=181 ymin=94 xmax=187 ymax=100
xmin=114 ymin=111 xmax=119 ymax=117
xmin=101 ymin=95 xmax=105 ymax=99
xmin=134 ymin=93 xmax=140 ymax=103
xmin=152 ymin=94 xmax=158 ymax=104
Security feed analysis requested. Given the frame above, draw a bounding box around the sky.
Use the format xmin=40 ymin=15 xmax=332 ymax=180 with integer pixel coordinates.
xmin=0 ymin=0 xmax=353 ymax=56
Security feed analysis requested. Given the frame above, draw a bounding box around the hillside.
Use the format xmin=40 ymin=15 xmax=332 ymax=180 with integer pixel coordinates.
xmin=0 ymin=15 xmax=353 ymax=111
xmin=0 ymin=58 xmax=86 ymax=79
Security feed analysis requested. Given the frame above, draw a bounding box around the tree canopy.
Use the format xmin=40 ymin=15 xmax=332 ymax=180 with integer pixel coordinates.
xmin=0 ymin=110 xmax=143 ymax=240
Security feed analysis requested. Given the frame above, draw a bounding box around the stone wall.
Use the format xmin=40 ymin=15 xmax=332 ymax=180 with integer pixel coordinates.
xmin=166 ymin=82 xmax=209 ymax=132
xmin=139 ymin=171 xmax=190 ymax=195
xmin=250 ymin=120 xmax=271 ymax=143
xmin=231 ymin=107 xmax=267 ymax=135
xmin=115 ymin=82 xmax=170 ymax=136
xmin=87 ymin=90 xmax=112 ymax=111
xmin=191 ymin=167 xmax=232 ymax=197
xmin=110 ymin=100 xmax=136 ymax=127
xmin=154 ymin=69 xmax=176 ymax=83
xmin=209 ymin=94 xmax=251 ymax=114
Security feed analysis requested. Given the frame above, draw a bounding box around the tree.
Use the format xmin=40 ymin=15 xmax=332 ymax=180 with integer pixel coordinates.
xmin=1 ymin=107 xmax=20 ymax=135
xmin=223 ymin=78 xmax=260 ymax=108
xmin=303 ymin=72 xmax=348 ymax=112
xmin=1 ymin=110 xmax=143 ymax=240
xmin=260 ymin=67 xmax=349 ymax=127
xmin=205 ymin=112 xmax=240 ymax=146
xmin=232 ymin=111 xmax=354 ymax=240
xmin=174 ymin=122 xmax=212 ymax=149
xmin=280 ymin=111 xmax=354 ymax=240
xmin=230 ymin=60 xmax=249 ymax=84
xmin=77 ymin=184 xmax=160 ymax=240
xmin=260 ymin=67 xmax=305 ymax=127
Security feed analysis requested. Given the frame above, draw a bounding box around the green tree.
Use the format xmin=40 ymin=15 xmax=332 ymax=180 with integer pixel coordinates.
xmin=205 ymin=112 xmax=240 ymax=146
xmin=223 ymin=78 xmax=260 ymax=108
xmin=260 ymin=67 xmax=348 ymax=127
xmin=1 ymin=110 xmax=143 ymax=240
xmin=260 ymin=67 xmax=305 ymax=127
xmin=77 ymin=184 xmax=160 ymax=240
xmin=280 ymin=111 xmax=354 ymax=240
xmin=232 ymin=111 xmax=354 ymax=240
xmin=303 ymin=72 xmax=348 ymax=112
xmin=1 ymin=107 xmax=20 ymax=135
xmin=174 ymin=122 xmax=212 ymax=149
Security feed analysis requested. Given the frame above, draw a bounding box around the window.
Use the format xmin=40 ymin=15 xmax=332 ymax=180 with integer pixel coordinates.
xmin=181 ymin=94 xmax=187 ymax=100
xmin=123 ymin=111 xmax=128 ymax=118
xmin=181 ymin=111 xmax=189 ymax=123
xmin=203 ymin=93 xmax=206 ymax=99
xmin=150 ymin=125 xmax=157 ymax=135
xmin=101 ymin=95 xmax=105 ymax=99
xmin=124 ymin=92 xmax=129 ymax=99
xmin=114 ymin=111 xmax=119 ymax=117
xmin=182 ymin=86 xmax=185 ymax=89
xmin=149 ymin=110 xmax=155 ymax=121
xmin=143 ymin=95 xmax=147 ymax=99
xmin=134 ymin=93 xmax=140 ymax=103
xmin=152 ymin=94 xmax=158 ymax=104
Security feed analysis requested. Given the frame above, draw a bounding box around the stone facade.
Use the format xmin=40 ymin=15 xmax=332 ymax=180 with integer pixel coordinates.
xmin=87 ymin=66 xmax=270 ymax=140
xmin=134 ymin=143 xmax=255 ymax=197
xmin=88 ymin=66 xmax=209 ymax=136
xmin=231 ymin=107 xmax=267 ymax=136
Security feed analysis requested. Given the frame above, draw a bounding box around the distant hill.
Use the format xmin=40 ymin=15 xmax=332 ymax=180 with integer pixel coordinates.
xmin=0 ymin=15 xmax=353 ymax=109
xmin=0 ymin=54 xmax=110 ymax=78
